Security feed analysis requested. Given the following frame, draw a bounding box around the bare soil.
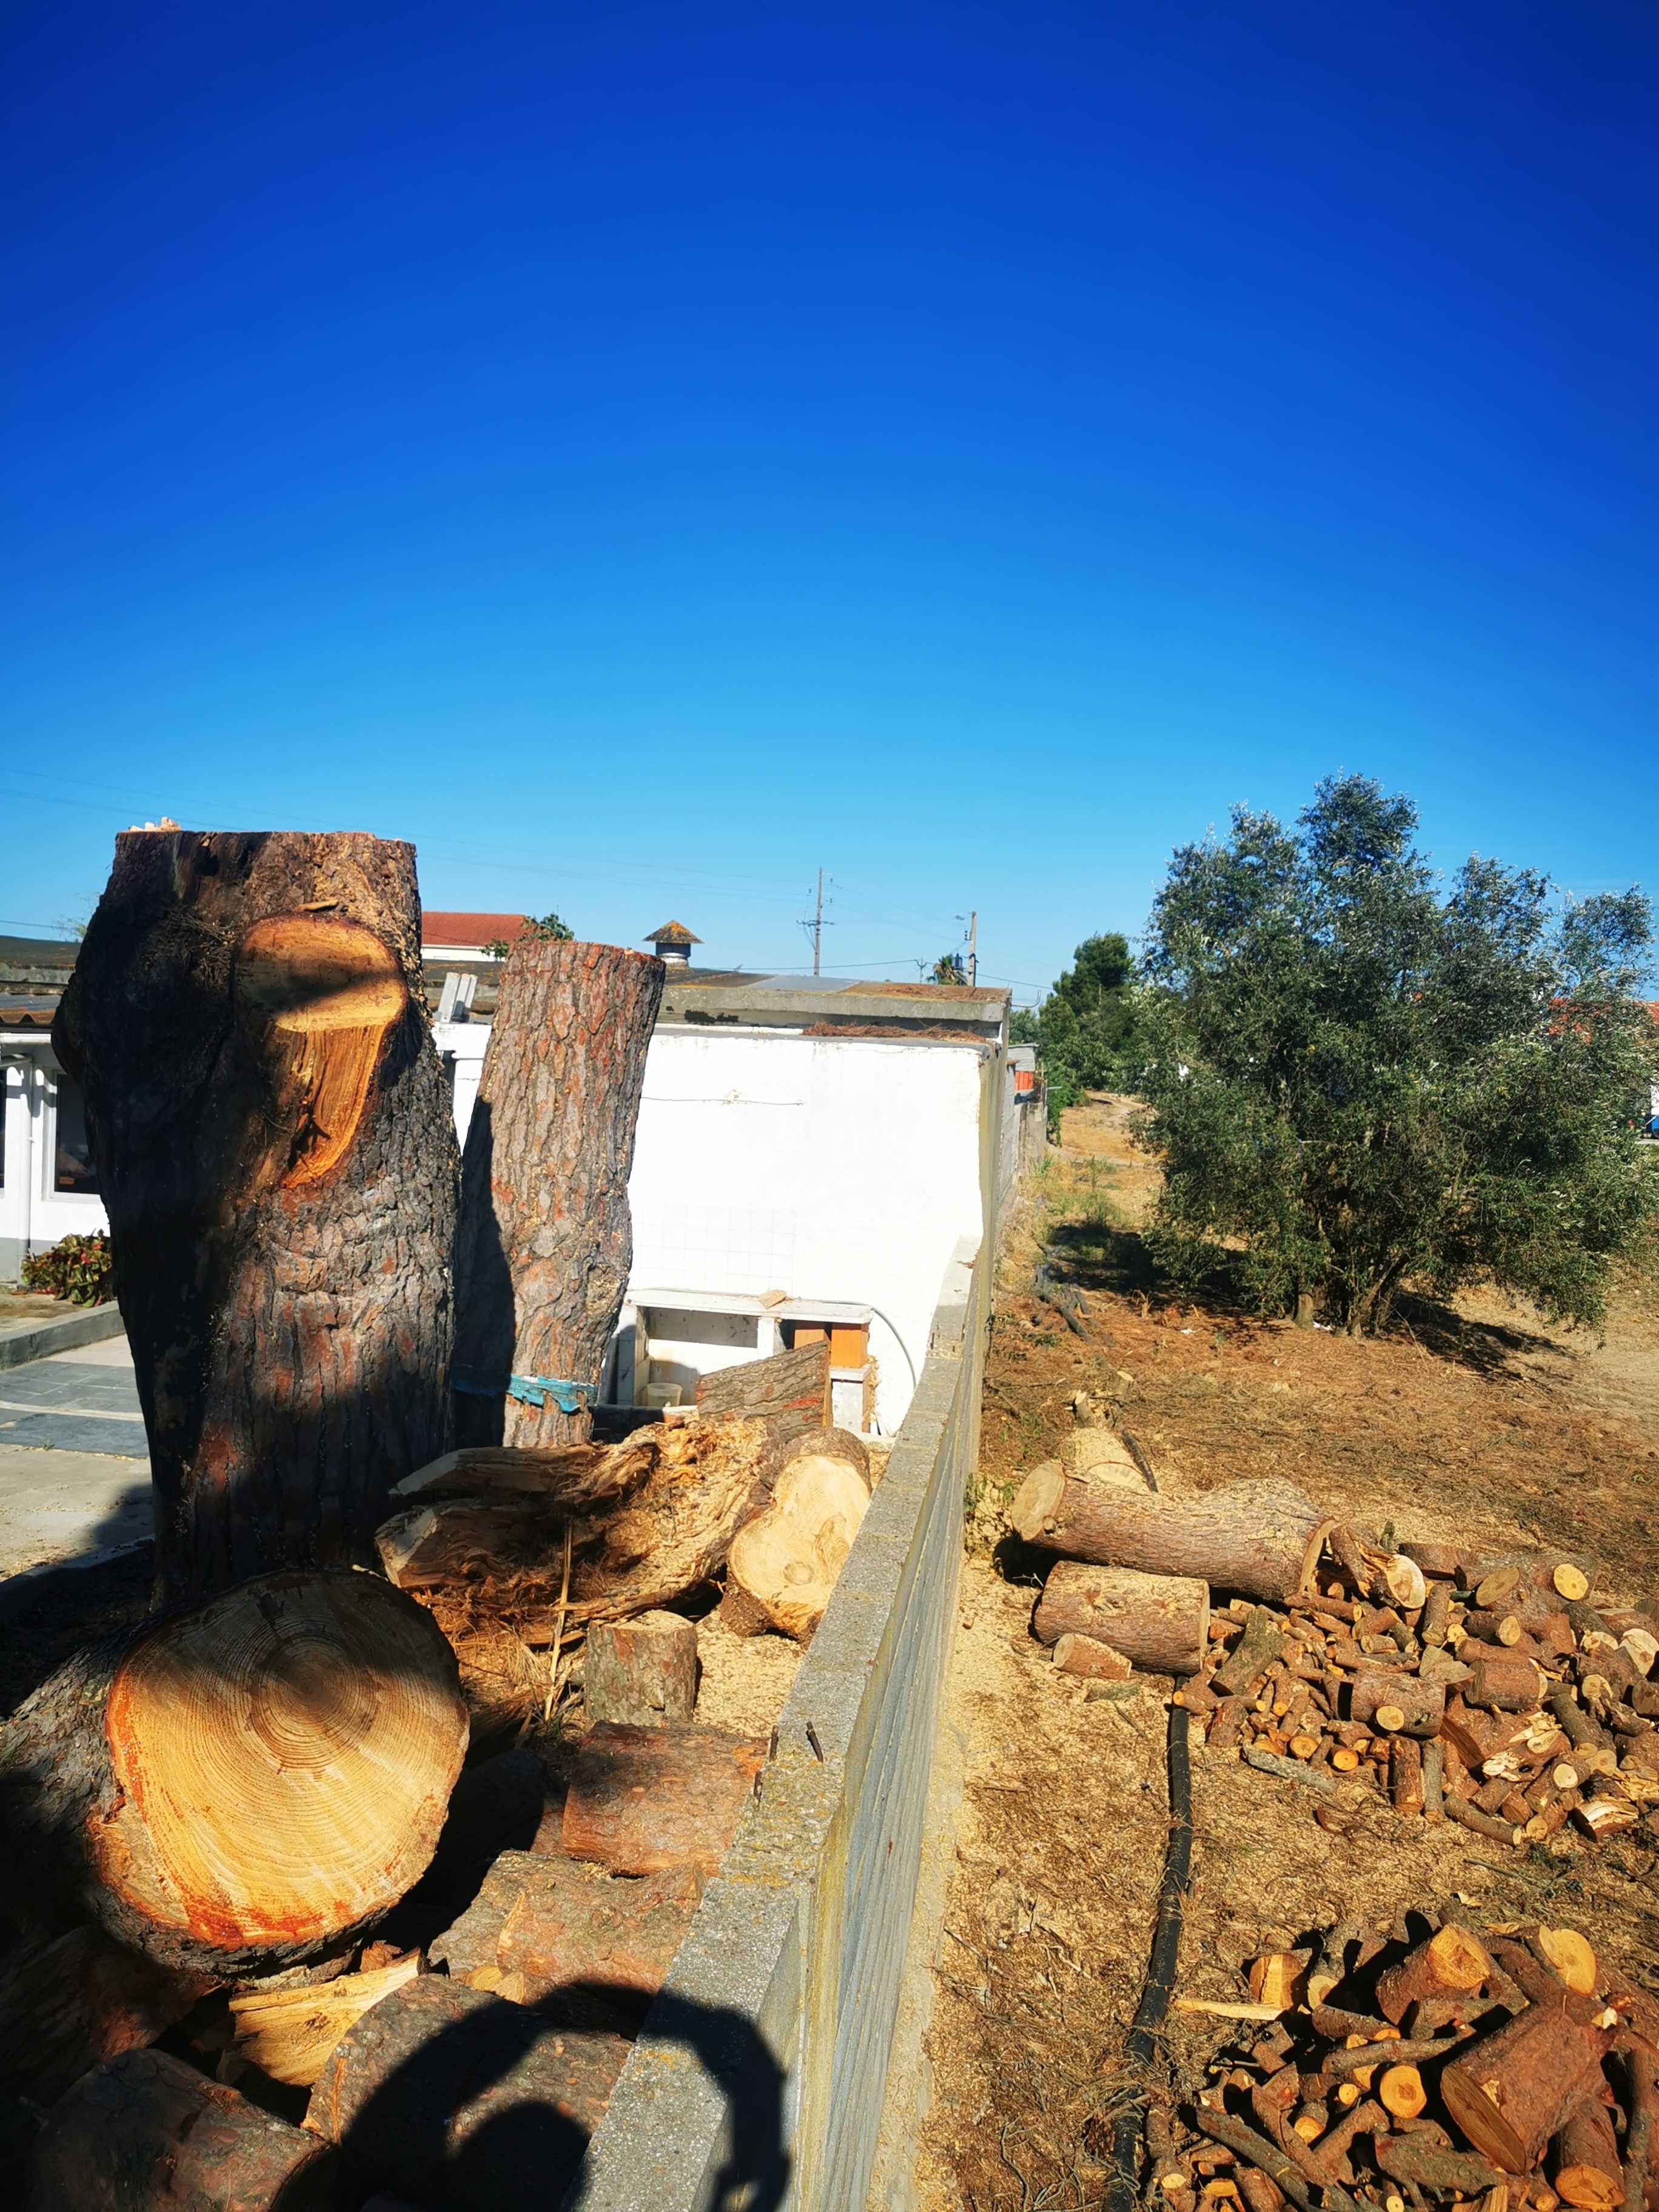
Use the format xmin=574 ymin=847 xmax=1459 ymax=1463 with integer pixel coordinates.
xmin=913 ymin=1096 xmax=1659 ymax=2212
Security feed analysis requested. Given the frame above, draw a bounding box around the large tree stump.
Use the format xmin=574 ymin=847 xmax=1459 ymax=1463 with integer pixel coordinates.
xmin=306 ymin=1977 xmax=628 ymax=2212
xmin=0 ymin=1571 xmax=467 ymax=1982
xmin=563 ymin=1722 xmax=766 ymax=1877
xmin=1008 ymin=1473 xmax=1331 ymax=1604
xmin=53 ymin=829 xmax=457 ymax=1605
xmin=1441 ymin=2006 xmax=1612 ymax=2173
xmin=453 ymin=940 xmax=663 ymax=1450
xmin=27 ymin=2048 xmax=341 ymax=2211
xmin=1031 ymin=1562 xmax=1209 ymax=1674
xmin=430 ymin=1849 xmax=701 ymax=2019
xmin=0 ymin=1926 xmax=203 ymax=2106
xmin=582 ymin=1610 xmax=699 ymax=1725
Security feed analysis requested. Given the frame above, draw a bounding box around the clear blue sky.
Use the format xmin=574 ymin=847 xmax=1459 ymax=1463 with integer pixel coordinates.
xmin=4 ymin=1 xmax=1655 ymax=1002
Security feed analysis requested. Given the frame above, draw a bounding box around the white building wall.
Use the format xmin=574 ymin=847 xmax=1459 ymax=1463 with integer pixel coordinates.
xmin=0 ymin=1044 xmax=110 ymax=1278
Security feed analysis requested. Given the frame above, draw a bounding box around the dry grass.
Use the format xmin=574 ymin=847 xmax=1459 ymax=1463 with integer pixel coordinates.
xmin=916 ymin=1098 xmax=1659 ymax=2212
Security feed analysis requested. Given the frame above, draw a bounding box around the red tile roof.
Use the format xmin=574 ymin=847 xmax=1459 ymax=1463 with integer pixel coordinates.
xmin=421 ymin=913 xmax=525 ymax=949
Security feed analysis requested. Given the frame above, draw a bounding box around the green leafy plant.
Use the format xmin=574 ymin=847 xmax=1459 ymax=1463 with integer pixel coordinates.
xmin=484 ymin=911 xmax=575 ymax=958
xmin=22 ymin=1231 xmax=115 ymax=1306
xmin=1019 ymin=932 xmax=1150 ymax=1127
xmin=931 ymin=950 xmax=967 ymax=984
xmin=1139 ymin=774 xmax=1658 ymax=1335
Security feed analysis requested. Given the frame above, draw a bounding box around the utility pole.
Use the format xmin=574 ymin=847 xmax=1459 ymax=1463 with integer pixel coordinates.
xmin=967 ymin=909 xmax=977 ymax=987
xmin=799 ymin=870 xmax=832 ymax=974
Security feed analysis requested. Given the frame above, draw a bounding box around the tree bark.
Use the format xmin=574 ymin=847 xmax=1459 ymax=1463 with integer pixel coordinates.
xmin=1554 ymin=2096 xmax=1625 ymax=2211
xmin=563 ymin=1721 xmax=766 ymax=1877
xmin=306 ymin=1977 xmax=628 ymax=2212
xmin=453 ymin=940 xmax=663 ymax=1450
xmin=53 ymin=829 xmax=457 ymax=1606
xmin=429 ymin=1849 xmax=702 ymax=2020
xmin=1031 ymin=1562 xmax=1209 ymax=1674
xmin=0 ymin=1570 xmax=468 ymax=1982
xmin=582 ymin=1610 xmax=699 ymax=1726
xmin=375 ymin=1416 xmax=782 ymax=1632
xmin=27 ymin=2047 xmax=341 ymax=2212
xmin=1349 ymin=1664 xmax=1446 ymax=1740
xmin=1466 ymin=1651 xmax=1545 ymax=1712
xmin=0 ymin=1926 xmax=204 ymax=2107
xmin=694 ymin=1340 xmax=833 ymax=1439
xmin=1008 ymin=1472 xmax=1332 ymax=1605
xmin=1441 ymin=2006 xmax=1612 ymax=2173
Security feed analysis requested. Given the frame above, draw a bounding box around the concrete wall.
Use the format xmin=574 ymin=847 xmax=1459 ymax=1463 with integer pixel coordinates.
xmin=566 ymin=1221 xmax=991 ymax=2212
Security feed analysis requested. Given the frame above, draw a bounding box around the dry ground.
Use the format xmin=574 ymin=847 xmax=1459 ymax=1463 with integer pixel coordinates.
xmin=912 ymin=1098 xmax=1659 ymax=2212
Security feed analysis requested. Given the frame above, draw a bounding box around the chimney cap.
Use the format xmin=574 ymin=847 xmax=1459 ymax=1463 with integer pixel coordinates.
xmin=643 ymin=920 xmax=701 ymax=948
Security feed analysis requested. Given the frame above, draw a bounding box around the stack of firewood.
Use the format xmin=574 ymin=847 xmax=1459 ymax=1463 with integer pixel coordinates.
xmin=1161 ymin=1915 xmax=1657 ymax=2212
xmin=1010 ymin=1423 xmax=1659 ymax=1855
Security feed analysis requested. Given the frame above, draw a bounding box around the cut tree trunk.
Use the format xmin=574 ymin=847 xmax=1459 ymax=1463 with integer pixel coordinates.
xmin=453 ymin=940 xmax=663 ymax=1450
xmin=694 ymin=1339 xmax=832 ymax=1439
xmin=722 ymin=1447 xmax=870 ymax=1642
xmin=53 ymin=830 xmax=457 ymax=1606
xmin=306 ymin=1977 xmax=628 ymax=2212
xmin=1008 ymin=1473 xmax=1332 ymax=1605
xmin=1466 ymin=1652 xmax=1546 ymax=1712
xmin=1554 ymin=2096 xmax=1625 ymax=2211
xmin=375 ymin=1416 xmax=782 ymax=1638
xmin=0 ymin=1570 xmax=467 ymax=1982
xmin=1031 ymin=1562 xmax=1209 ymax=1675
xmin=429 ymin=1849 xmax=702 ymax=2019
xmin=27 ymin=2048 xmax=341 ymax=2212
xmin=1441 ymin=2005 xmax=1612 ymax=2173
xmin=582 ymin=1610 xmax=698 ymax=1726
xmin=1373 ymin=1926 xmax=1492 ymax=2025
xmin=0 ymin=1926 xmax=204 ymax=2107
xmin=563 ymin=1721 xmax=766 ymax=1877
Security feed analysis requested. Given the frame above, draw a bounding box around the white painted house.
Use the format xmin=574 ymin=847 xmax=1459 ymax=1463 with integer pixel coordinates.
xmin=3 ymin=916 xmax=1039 ymax=1433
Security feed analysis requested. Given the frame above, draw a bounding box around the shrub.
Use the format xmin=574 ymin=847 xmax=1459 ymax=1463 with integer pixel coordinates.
xmin=21 ymin=1231 xmax=115 ymax=1306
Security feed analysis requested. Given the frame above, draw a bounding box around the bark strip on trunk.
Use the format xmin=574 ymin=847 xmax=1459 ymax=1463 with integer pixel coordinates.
xmin=563 ymin=1721 xmax=766 ymax=1877
xmin=454 ymin=941 xmax=663 ymax=1450
xmin=54 ymin=829 xmax=457 ymax=1604
xmin=695 ymin=1340 xmax=833 ymax=1438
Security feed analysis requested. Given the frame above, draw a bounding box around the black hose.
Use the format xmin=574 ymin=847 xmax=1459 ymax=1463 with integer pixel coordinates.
xmin=1104 ymin=1698 xmax=1193 ymax=2212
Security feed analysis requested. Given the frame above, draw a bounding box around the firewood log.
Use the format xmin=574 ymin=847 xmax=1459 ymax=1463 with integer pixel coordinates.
xmin=306 ymin=1977 xmax=628 ymax=2210
xmin=562 ymin=1722 xmax=765 ymax=1877
xmin=0 ymin=1926 xmax=203 ymax=2107
xmin=54 ymin=830 xmax=457 ymax=1607
xmin=1349 ymin=1666 xmax=1445 ymax=1741
xmin=1053 ymin=1632 xmax=1133 ymax=1680
xmin=1031 ymin=1563 xmax=1209 ymax=1675
xmin=228 ymin=1957 xmax=421 ymax=2087
xmin=377 ymin=1416 xmax=783 ymax=1634
xmin=694 ymin=1339 xmax=833 ymax=1439
xmin=1400 ymin=1542 xmax=1473 ymax=1580
xmin=1467 ymin=1652 xmax=1545 ymax=1712
xmin=1441 ymin=2005 xmax=1613 ymax=2173
xmin=1007 ymin=1474 xmax=1332 ymax=1604
xmin=723 ymin=1446 xmax=870 ymax=1642
xmin=454 ymin=940 xmax=663 ymax=1449
xmin=430 ymin=1849 xmax=701 ymax=2020
xmin=1212 ymin=1608 xmax=1287 ymax=1697
xmin=27 ymin=2048 xmax=340 ymax=2211
xmin=1554 ymin=2096 xmax=1626 ymax=2211
xmin=581 ymin=1610 xmax=698 ymax=1726
xmin=1390 ymin=1737 xmax=1426 ymax=1815
xmin=1374 ymin=1926 xmax=1492 ymax=2025
xmin=0 ymin=1570 xmax=467 ymax=1982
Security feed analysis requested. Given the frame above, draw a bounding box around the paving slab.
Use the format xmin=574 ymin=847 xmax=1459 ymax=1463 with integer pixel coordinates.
xmin=0 ymin=1446 xmax=152 ymax=1578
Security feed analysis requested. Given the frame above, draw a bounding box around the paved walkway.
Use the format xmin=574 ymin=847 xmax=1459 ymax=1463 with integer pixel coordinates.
xmin=0 ymin=1334 xmax=152 ymax=1577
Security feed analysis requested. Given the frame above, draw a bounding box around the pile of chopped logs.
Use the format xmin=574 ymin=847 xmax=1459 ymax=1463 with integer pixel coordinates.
xmin=1010 ymin=1412 xmax=1659 ymax=1855
xmin=1160 ymin=1914 xmax=1658 ymax=2212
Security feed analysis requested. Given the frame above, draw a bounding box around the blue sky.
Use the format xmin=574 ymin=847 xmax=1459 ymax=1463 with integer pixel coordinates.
xmin=3 ymin=1 xmax=1655 ymax=1002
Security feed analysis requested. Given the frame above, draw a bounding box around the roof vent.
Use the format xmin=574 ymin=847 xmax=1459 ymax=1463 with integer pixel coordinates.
xmin=644 ymin=920 xmax=701 ymax=967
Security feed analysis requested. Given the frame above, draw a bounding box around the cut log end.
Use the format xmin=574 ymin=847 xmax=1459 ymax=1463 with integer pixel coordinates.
xmin=724 ymin=1453 xmax=870 ymax=1642
xmin=1009 ymin=1463 xmax=1067 ymax=1544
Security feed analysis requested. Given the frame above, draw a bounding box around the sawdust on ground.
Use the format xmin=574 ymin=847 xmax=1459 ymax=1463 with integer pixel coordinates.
xmin=913 ymin=1096 xmax=1659 ymax=2212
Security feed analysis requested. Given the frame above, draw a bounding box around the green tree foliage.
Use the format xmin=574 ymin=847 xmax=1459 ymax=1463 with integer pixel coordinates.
xmin=1022 ymin=932 xmax=1147 ymax=1124
xmin=931 ymin=950 xmax=967 ymax=984
xmin=1140 ymin=775 xmax=1657 ymax=1335
xmin=486 ymin=911 xmax=574 ymax=957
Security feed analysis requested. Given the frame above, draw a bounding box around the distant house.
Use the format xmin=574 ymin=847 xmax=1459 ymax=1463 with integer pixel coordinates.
xmin=3 ymin=919 xmax=1039 ymax=1434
